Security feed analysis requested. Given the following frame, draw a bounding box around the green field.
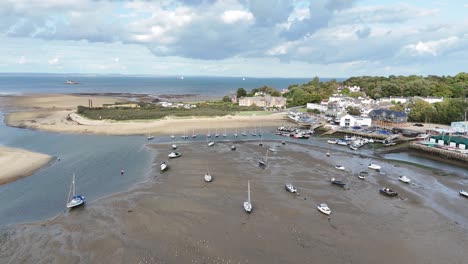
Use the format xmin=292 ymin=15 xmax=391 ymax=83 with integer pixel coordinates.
xmin=77 ymin=102 xmax=264 ymax=121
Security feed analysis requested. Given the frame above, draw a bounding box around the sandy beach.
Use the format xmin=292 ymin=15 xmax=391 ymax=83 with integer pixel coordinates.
xmin=1 ymin=142 xmax=466 ymax=263
xmin=3 ymin=94 xmax=289 ymax=136
xmin=0 ymin=146 xmax=53 ymax=185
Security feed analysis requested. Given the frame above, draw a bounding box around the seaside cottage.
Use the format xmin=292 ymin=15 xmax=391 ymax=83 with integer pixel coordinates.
xmin=238 ymin=95 xmax=286 ymax=108
xmin=339 ymin=114 xmax=372 ymax=127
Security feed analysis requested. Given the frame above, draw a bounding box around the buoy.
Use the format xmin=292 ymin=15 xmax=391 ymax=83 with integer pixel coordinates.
xmin=121 ymin=170 xmax=125 ymax=175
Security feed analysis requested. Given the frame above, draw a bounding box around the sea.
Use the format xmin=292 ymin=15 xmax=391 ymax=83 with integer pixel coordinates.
xmin=0 ymin=75 xmax=328 ymax=96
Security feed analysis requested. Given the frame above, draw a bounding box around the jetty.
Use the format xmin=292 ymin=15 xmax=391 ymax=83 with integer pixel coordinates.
xmin=409 ymin=143 xmax=468 ymax=163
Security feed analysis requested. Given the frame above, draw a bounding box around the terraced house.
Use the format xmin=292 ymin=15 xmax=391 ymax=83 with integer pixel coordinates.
xmin=369 ymin=109 xmax=408 ymax=124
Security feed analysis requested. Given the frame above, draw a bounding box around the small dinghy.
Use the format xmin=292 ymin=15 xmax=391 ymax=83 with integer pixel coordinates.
xmin=208 ymin=141 xmax=215 ymax=147
xmin=380 ymin=187 xmax=398 ymax=197
xmin=231 ymin=145 xmax=236 ymax=151
xmin=358 ymin=171 xmax=368 ymax=180
xmin=459 ymin=190 xmax=468 ymax=198
xmin=317 ymin=203 xmax=331 ymax=215
xmin=399 ymin=176 xmax=411 ymax=183
xmin=241 ymin=133 xmax=247 ymax=136
xmin=368 ymin=163 xmax=381 ymax=170
xmin=285 ymin=183 xmax=297 ymax=193
xmin=172 ymin=144 xmax=177 ymax=150
xmin=160 ymin=162 xmax=168 ymax=172
xmin=170 ymin=135 xmax=175 ymax=139
xmin=335 ymin=165 xmax=345 ymax=170
xmin=168 ymin=152 xmax=181 ymax=158
xmin=327 ymin=139 xmax=338 ymax=144
xmin=281 ymin=141 xmax=286 ymax=145
xmin=326 ymin=152 xmax=330 ymax=157
xmin=147 ymin=136 xmax=154 ymax=140
xmin=331 ymin=178 xmax=346 ymax=187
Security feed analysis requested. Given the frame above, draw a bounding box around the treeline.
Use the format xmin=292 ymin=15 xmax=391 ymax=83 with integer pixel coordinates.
xmin=283 ymin=77 xmax=339 ymax=106
xmin=408 ymin=98 xmax=466 ymax=125
xmin=343 ymin=73 xmax=468 ymax=99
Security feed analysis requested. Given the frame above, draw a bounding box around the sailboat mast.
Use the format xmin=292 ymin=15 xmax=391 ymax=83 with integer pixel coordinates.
xmin=72 ymin=173 xmax=76 ymax=197
xmin=247 ymin=180 xmax=251 ymax=203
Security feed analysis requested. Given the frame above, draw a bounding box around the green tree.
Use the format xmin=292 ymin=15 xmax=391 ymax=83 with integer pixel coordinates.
xmin=236 ymin=88 xmax=247 ymax=98
xmin=346 ymin=106 xmax=361 ymax=116
xmin=408 ymin=99 xmax=436 ymax=122
xmin=222 ymin=96 xmax=231 ymax=102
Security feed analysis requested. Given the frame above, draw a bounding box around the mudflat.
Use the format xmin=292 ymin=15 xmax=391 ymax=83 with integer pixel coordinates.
xmin=1 ymin=142 xmax=466 ymax=263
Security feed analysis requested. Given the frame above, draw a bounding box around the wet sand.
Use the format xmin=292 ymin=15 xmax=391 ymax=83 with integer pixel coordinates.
xmin=0 ymin=146 xmax=53 ymax=185
xmin=0 ymin=142 xmax=467 ymax=263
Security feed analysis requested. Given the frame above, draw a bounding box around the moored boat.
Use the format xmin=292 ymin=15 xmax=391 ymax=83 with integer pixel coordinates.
xmin=327 ymin=139 xmax=338 ymax=144
xmin=172 ymin=144 xmax=177 ymax=150
xmin=358 ymin=171 xmax=368 ymax=179
xmin=243 ymin=180 xmax=253 ymax=213
xmin=160 ymin=162 xmax=168 ymax=172
xmin=335 ymin=165 xmax=345 ymax=170
xmin=317 ymin=203 xmax=331 ymax=215
xmin=459 ymin=190 xmax=468 ymax=198
xmin=331 ymin=178 xmax=346 ymax=187
xmin=204 ymin=170 xmax=212 ymax=182
xmin=285 ymin=183 xmax=297 ymax=193
xmin=168 ymin=152 xmax=181 ymax=158
xmin=66 ymin=173 xmax=85 ymax=209
xmin=231 ymin=145 xmax=236 ymax=151
xmin=208 ymin=141 xmax=215 ymax=147
xmin=380 ymin=187 xmax=398 ymax=197
xmin=368 ymin=164 xmax=381 ymax=170
xmin=399 ymin=176 xmax=411 ymax=183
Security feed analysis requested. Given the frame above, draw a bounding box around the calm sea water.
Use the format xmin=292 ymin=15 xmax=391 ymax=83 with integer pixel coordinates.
xmin=0 ymin=75 xmax=331 ymax=96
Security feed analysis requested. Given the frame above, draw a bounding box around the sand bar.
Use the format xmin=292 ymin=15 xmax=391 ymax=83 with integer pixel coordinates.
xmin=0 ymin=146 xmax=53 ymax=185
xmin=3 ymin=94 xmax=290 ymax=135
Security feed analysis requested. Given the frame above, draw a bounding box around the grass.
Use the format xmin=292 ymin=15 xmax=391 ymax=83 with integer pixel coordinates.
xmin=77 ymin=101 xmax=264 ymax=121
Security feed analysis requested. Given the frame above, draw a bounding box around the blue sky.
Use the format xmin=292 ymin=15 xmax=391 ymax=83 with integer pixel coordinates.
xmin=0 ymin=0 xmax=467 ymax=77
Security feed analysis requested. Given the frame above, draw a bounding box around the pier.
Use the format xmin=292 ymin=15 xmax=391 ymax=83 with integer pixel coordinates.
xmin=409 ymin=143 xmax=468 ymax=162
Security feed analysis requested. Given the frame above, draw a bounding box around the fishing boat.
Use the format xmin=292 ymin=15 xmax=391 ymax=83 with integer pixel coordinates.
xmin=168 ymin=152 xmax=181 ymax=158
xmin=66 ymin=173 xmax=85 ymax=209
xmin=358 ymin=171 xmax=368 ymax=180
xmin=327 ymin=139 xmax=338 ymax=144
xmin=160 ymin=162 xmax=168 ymax=172
xmin=243 ymin=180 xmax=253 ymax=213
xmin=368 ymin=164 xmax=381 ymax=170
xmin=380 ymin=187 xmax=398 ymax=197
xmin=285 ymin=183 xmax=297 ymax=193
xmin=335 ymin=165 xmax=345 ymax=170
xmin=459 ymin=190 xmax=468 ymax=198
xmin=331 ymin=178 xmax=346 ymax=187
xmin=204 ymin=169 xmax=212 ymax=182
xmin=317 ymin=203 xmax=331 ymax=215
xmin=231 ymin=145 xmax=236 ymax=151
xmin=172 ymin=144 xmax=177 ymax=149
xmin=399 ymin=176 xmax=411 ymax=183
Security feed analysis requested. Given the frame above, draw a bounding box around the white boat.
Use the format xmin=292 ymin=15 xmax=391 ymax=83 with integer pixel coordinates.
xmin=368 ymin=164 xmax=381 ymax=170
xmin=326 ymin=152 xmax=330 ymax=157
xmin=147 ymin=135 xmax=154 ymax=140
xmin=327 ymin=139 xmax=338 ymax=144
xmin=66 ymin=80 xmax=78 ymax=85
xmin=258 ymin=149 xmax=269 ymax=167
xmin=317 ymin=203 xmax=331 ymax=215
xmin=243 ymin=180 xmax=252 ymax=213
xmin=285 ymin=183 xmax=297 ymax=193
xmin=222 ymin=128 xmax=227 ymax=137
xmin=268 ymin=147 xmax=277 ymax=152
xmin=168 ymin=152 xmax=181 ymax=158
xmin=172 ymin=144 xmax=177 ymax=150
xmin=170 ymin=135 xmax=175 ymax=139
xmin=66 ymin=173 xmax=85 ymax=209
xmin=459 ymin=190 xmax=468 ymax=198
xmin=358 ymin=171 xmax=368 ymax=180
xmin=399 ymin=176 xmax=411 ymax=183
xmin=231 ymin=145 xmax=236 ymax=151
xmin=160 ymin=162 xmax=168 ymax=172
xmin=204 ymin=170 xmax=212 ymax=182
xmin=208 ymin=141 xmax=215 ymax=147
xmin=335 ymin=165 xmax=345 ymax=170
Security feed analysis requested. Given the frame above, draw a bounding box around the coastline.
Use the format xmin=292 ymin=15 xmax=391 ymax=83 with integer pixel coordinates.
xmin=0 ymin=146 xmax=53 ymax=185
xmin=1 ymin=141 xmax=466 ymax=263
xmin=2 ymin=94 xmax=290 ymax=136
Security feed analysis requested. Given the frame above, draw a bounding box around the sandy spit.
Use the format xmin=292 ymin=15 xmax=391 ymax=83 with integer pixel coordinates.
xmin=0 ymin=146 xmax=53 ymax=185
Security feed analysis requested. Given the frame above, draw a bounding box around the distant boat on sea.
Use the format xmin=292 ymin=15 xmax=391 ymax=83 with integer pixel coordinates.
xmin=242 ymin=77 xmax=245 ymax=81
xmin=180 ymin=76 xmax=184 ymax=80
xmin=66 ymin=80 xmax=79 ymax=85
xmin=66 ymin=173 xmax=85 ymax=209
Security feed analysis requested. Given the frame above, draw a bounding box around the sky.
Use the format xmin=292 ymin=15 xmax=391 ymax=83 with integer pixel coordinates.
xmin=0 ymin=0 xmax=467 ymax=78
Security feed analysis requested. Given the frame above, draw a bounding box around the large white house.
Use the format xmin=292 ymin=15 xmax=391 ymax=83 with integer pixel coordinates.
xmin=339 ymin=114 xmax=372 ymax=127
xmin=306 ymin=103 xmax=327 ymax=112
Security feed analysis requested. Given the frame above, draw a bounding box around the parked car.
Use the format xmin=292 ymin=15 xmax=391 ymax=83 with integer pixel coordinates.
xmin=413 ymin=123 xmax=424 ymax=127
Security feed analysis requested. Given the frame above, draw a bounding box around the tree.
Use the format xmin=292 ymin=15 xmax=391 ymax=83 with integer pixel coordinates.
xmin=346 ymin=106 xmax=361 ymax=116
xmin=236 ymin=88 xmax=247 ymax=98
xmin=222 ymin=96 xmax=231 ymax=102
xmin=408 ymin=99 xmax=435 ymax=122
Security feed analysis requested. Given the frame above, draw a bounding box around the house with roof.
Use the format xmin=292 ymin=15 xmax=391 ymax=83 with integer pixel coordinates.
xmin=238 ymin=95 xmax=286 ymax=108
xmin=369 ymin=109 xmax=408 ymax=124
xmin=339 ymin=114 xmax=372 ymax=127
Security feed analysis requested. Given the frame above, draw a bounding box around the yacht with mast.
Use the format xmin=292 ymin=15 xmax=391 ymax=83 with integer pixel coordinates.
xmin=243 ymin=180 xmax=252 ymax=213
xmin=66 ymin=173 xmax=85 ymax=209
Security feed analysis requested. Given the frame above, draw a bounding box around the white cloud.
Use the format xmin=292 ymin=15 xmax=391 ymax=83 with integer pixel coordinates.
xmin=404 ymin=37 xmax=460 ymax=56
xmin=48 ymin=57 xmax=60 ymax=65
xmin=16 ymin=55 xmax=27 ymax=64
xmin=221 ymin=10 xmax=254 ymax=24
xmin=114 ymin=57 xmax=120 ymax=63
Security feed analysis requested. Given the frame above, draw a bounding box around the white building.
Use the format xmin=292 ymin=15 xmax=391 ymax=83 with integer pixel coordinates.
xmin=306 ymin=103 xmax=327 ymax=112
xmin=378 ymin=97 xmax=408 ymax=104
xmin=417 ymin=96 xmax=444 ymax=104
xmin=339 ymin=114 xmax=372 ymax=127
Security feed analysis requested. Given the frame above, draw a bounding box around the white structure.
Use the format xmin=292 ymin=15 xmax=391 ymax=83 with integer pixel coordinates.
xmin=378 ymin=97 xmax=408 ymax=104
xmin=306 ymin=103 xmax=327 ymax=112
xmin=418 ymin=96 xmax=444 ymax=104
xmin=339 ymin=114 xmax=372 ymax=127
xmin=451 ymin=121 xmax=468 ymax=133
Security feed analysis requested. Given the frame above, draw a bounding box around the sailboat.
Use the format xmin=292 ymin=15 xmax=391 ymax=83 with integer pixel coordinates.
xmin=160 ymin=161 xmax=168 ymax=172
xmin=215 ymin=128 xmax=220 ymax=138
xmin=192 ymin=128 xmax=196 ymax=138
xmin=258 ymin=149 xmax=269 ymax=167
xmin=241 ymin=127 xmax=247 ymax=136
xmin=170 ymin=129 xmax=175 ymax=139
xmin=222 ymin=128 xmax=227 ymax=137
xmin=234 ymin=126 xmax=238 ymax=137
xmin=66 ymin=173 xmax=85 ymax=209
xmin=243 ymin=180 xmax=252 ymax=213
xmin=252 ymin=126 xmax=257 ymax=136
xmin=181 ymin=130 xmax=189 ymax=139
xmin=147 ymin=134 xmax=154 ymax=140
xmin=206 ymin=135 xmax=215 ymax=147
xmin=204 ymin=169 xmax=213 ymax=182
